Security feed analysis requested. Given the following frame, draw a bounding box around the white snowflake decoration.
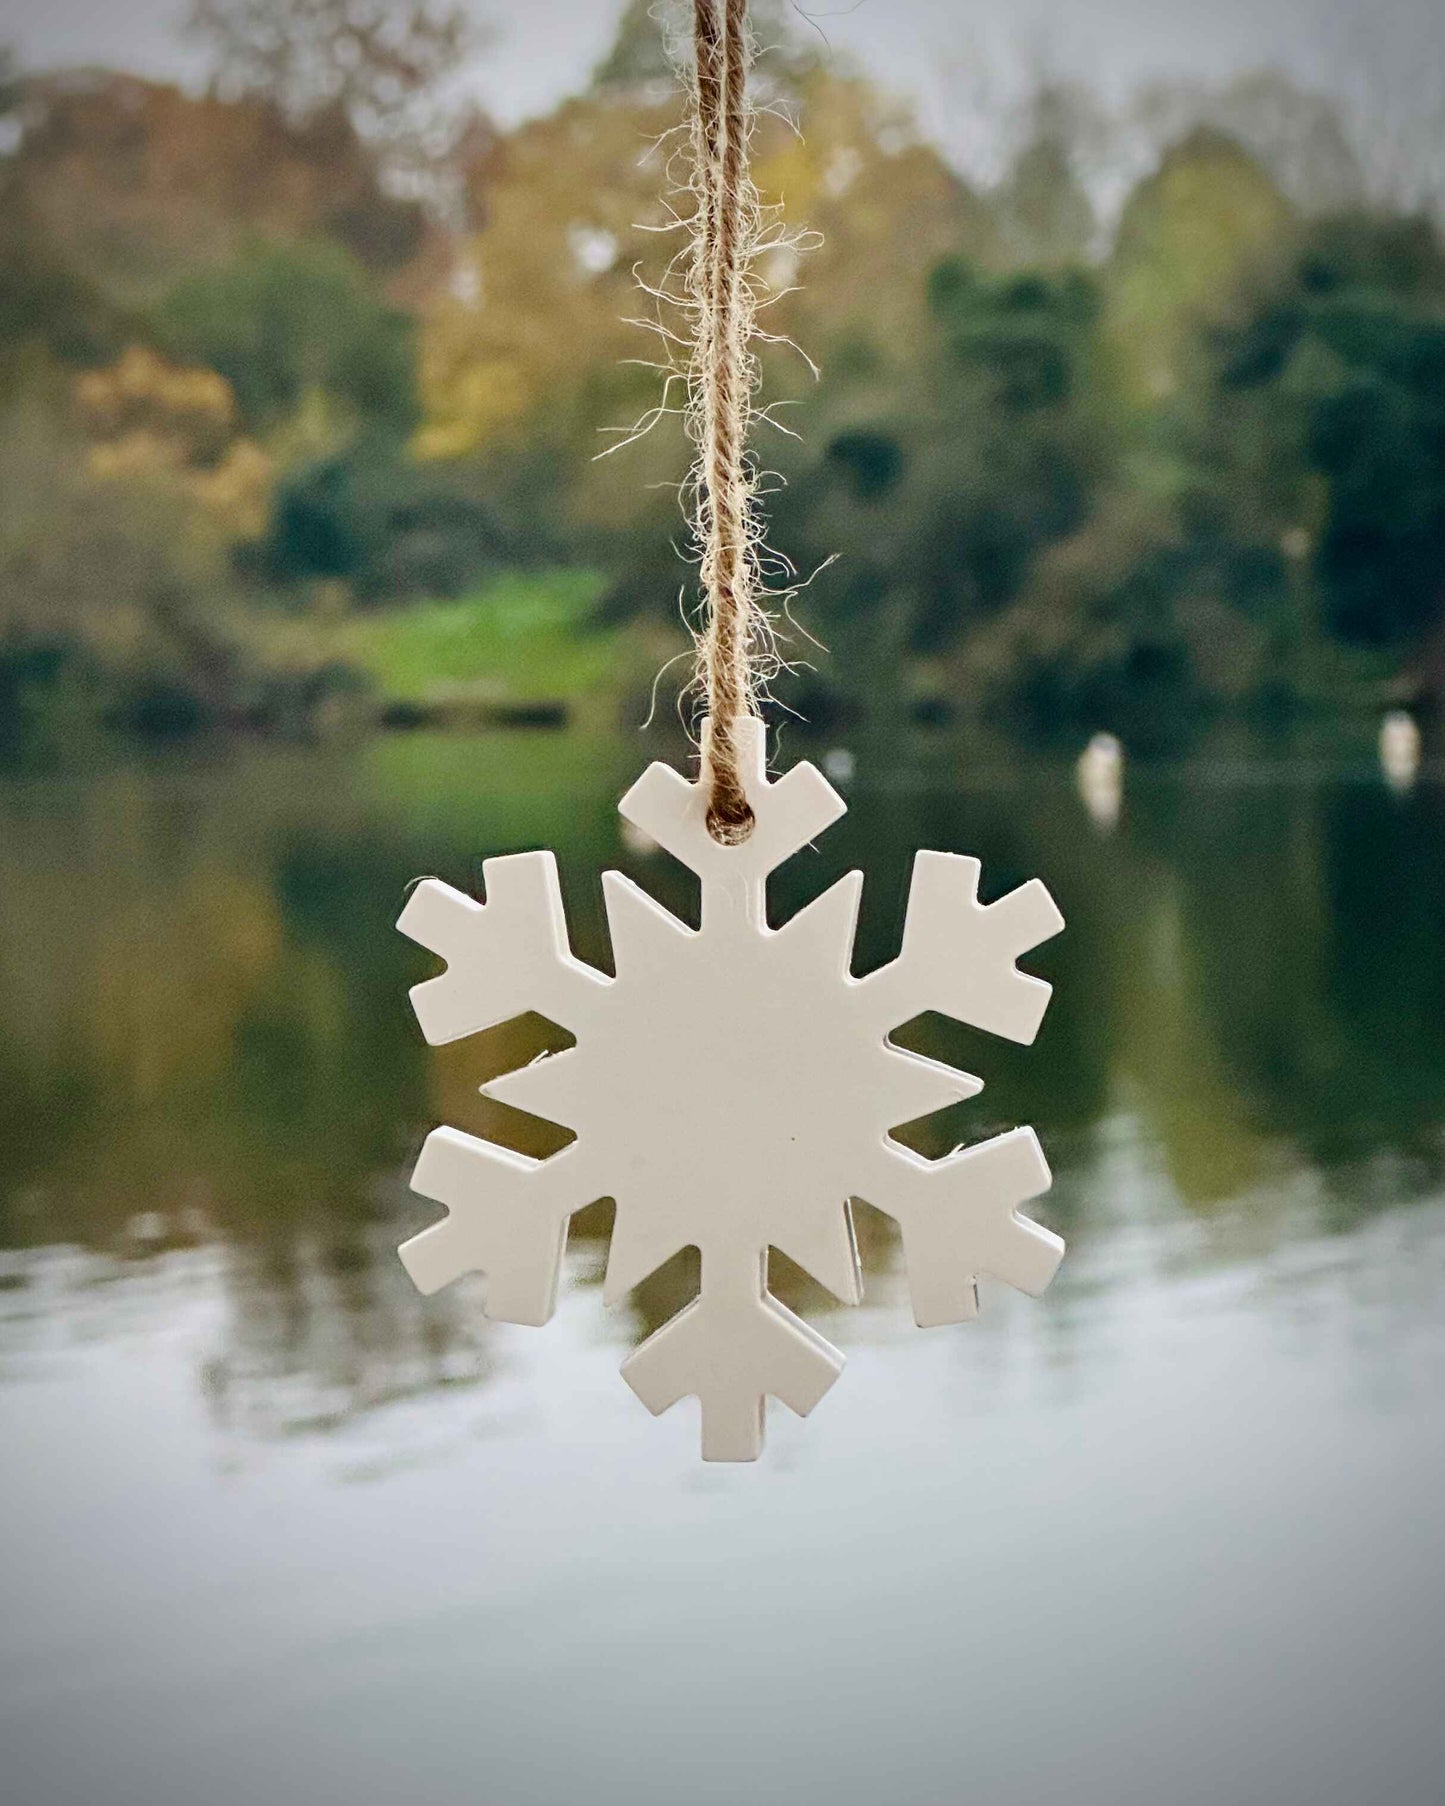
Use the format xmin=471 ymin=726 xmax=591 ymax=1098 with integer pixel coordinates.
xmin=398 ymin=719 xmax=1065 ymax=1460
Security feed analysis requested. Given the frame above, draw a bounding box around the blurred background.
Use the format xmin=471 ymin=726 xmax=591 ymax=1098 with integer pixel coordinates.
xmin=2 ymin=3 xmax=1445 ymax=1803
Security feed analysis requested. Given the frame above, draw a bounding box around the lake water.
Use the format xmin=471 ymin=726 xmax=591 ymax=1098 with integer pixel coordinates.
xmin=2 ymin=729 xmax=1444 ymax=1806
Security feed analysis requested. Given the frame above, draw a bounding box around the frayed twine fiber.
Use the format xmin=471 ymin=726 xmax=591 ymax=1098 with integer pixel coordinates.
xmin=691 ymin=0 xmax=760 ymax=844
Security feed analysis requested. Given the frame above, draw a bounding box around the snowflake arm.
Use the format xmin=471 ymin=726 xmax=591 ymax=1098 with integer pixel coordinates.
xmin=856 ymin=1127 xmax=1063 ymax=1327
xmin=848 ymin=851 xmax=1064 ymax=1333
xmin=858 ymin=850 xmax=1064 ymax=1046
xmin=400 ymin=1133 xmax=597 ymax=1324
xmin=618 ymin=718 xmax=844 ymax=928
xmin=398 ymin=851 xmax=609 ymax=1045
xmin=620 ymin=1250 xmax=845 ymax=1462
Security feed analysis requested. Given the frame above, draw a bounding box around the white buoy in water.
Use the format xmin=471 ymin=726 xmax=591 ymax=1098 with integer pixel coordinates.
xmin=1076 ymin=732 xmax=1123 ymax=830
xmin=822 ymin=747 xmax=855 ymax=784
xmin=1380 ymin=709 xmax=1421 ymax=793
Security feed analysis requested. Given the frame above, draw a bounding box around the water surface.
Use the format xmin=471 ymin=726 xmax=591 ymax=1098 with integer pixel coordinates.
xmin=2 ymin=730 xmax=1443 ymax=1806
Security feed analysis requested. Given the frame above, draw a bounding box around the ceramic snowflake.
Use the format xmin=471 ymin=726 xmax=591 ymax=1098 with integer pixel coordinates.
xmin=397 ymin=718 xmax=1065 ymax=1460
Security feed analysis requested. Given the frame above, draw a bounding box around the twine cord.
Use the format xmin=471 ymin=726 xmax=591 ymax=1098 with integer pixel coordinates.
xmin=691 ymin=0 xmax=758 ymax=844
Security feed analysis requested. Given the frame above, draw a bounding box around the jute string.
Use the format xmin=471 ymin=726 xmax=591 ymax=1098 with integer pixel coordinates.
xmin=690 ymin=0 xmax=758 ymax=844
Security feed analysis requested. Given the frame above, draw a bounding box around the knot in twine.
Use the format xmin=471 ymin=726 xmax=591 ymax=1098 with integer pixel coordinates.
xmin=690 ymin=0 xmax=760 ymax=845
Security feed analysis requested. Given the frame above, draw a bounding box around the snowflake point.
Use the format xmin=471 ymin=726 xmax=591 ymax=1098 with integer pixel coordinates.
xmin=884 ymin=1126 xmax=1062 ymax=1329
xmin=401 ymin=1127 xmax=572 ymax=1324
xmin=618 ymin=717 xmax=844 ymax=896
xmin=871 ymin=851 xmax=1064 ymax=1046
xmin=621 ymin=1267 xmax=845 ymax=1461
xmin=400 ymin=852 xmax=605 ymax=1045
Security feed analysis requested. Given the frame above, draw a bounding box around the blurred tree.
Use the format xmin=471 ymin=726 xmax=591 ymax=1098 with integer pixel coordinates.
xmin=145 ymin=239 xmax=507 ymax=603
xmin=757 ymin=255 xmax=1103 ymax=721
xmin=411 ymin=4 xmax=1005 ymax=637
xmin=902 ymin=132 xmax=1305 ymax=739
xmin=971 ymin=488 xmax=1275 ymax=744
xmin=0 ymin=55 xmax=117 ymax=372
xmin=0 ymin=381 xmax=255 ymax=740
xmin=994 ymin=84 xmax=1099 ymax=268
xmin=185 ymin=0 xmax=483 ymax=198
xmin=1 ymin=70 xmax=426 ymax=303
xmin=1210 ymin=214 xmax=1445 ymax=672
xmin=257 ymin=445 xmax=499 ymax=599
xmin=152 ymin=240 xmax=417 ymax=436
xmin=590 ymin=0 xmax=818 ymax=105
xmin=0 ymin=203 xmax=117 ymax=378
xmin=756 ymin=72 xmax=1001 ymax=346
xmin=589 ymin=0 xmax=682 ymax=99
xmin=913 ymin=260 xmax=1101 ymax=639
xmin=1103 ymin=128 xmax=1295 ymax=411
xmin=76 ymin=346 xmax=275 ymax=542
xmin=0 ymin=44 xmax=19 ymax=117
xmin=414 ymin=91 xmax=675 ymax=465
xmin=1135 ymin=73 xmax=1367 ymax=219
xmin=9 ymin=3 xmax=1445 ymax=744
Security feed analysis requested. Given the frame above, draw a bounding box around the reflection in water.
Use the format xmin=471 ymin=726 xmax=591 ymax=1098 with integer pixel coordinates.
xmin=3 ymin=733 xmax=1445 ymax=1806
xmin=2 ymin=735 xmax=1444 ymax=1425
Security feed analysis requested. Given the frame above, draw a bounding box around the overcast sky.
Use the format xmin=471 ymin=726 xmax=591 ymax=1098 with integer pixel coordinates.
xmin=3 ymin=0 xmax=1442 ymax=175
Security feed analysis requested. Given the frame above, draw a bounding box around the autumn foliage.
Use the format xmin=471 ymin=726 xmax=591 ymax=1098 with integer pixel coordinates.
xmin=3 ymin=2 xmax=1445 ymax=746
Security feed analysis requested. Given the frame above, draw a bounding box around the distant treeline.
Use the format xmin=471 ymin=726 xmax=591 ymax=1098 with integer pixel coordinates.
xmin=2 ymin=2 xmax=1444 ymax=748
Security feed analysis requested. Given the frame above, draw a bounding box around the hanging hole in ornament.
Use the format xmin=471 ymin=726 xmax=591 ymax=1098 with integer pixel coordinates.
xmin=705 ymin=801 xmax=756 ymax=846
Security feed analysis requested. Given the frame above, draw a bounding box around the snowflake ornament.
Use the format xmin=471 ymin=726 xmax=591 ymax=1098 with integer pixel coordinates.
xmin=398 ymin=718 xmax=1065 ymax=1460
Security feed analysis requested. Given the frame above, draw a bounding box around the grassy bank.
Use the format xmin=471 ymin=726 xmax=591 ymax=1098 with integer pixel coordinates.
xmin=323 ymin=569 xmax=657 ymax=725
